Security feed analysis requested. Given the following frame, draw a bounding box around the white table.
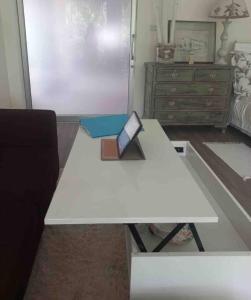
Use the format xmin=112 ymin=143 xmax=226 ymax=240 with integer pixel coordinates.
xmin=45 ymin=120 xmax=218 ymax=252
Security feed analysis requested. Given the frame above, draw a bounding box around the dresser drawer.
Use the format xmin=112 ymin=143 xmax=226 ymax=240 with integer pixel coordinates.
xmin=195 ymin=69 xmax=230 ymax=81
xmin=156 ymin=69 xmax=194 ymax=82
xmin=155 ymin=83 xmax=228 ymax=96
xmin=155 ymin=111 xmax=225 ymax=124
xmin=155 ymin=97 xmax=227 ymax=111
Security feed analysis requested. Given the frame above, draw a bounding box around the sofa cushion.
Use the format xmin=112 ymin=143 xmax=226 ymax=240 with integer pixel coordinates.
xmin=0 ymin=146 xmax=58 ymax=217
xmin=0 ymin=192 xmax=43 ymax=300
xmin=0 ymin=110 xmax=58 ymax=148
xmin=0 ymin=109 xmax=59 ymax=300
xmin=0 ymin=146 xmax=58 ymax=189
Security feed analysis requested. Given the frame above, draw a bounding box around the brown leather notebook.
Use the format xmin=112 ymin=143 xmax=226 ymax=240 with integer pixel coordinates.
xmin=101 ymin=139 xmax=119 ymax=160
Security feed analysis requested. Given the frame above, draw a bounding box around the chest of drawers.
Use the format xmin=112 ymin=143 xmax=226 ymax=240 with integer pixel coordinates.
xmin=144 ymin=63 xmax=233 ymax=128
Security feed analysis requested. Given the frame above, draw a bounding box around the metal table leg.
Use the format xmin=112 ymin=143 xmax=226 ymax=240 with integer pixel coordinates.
xmin=189 ymin=223 xmax=205 ymax=252
xmin=127 ymin=224 xmax=147 ymax=252
xmin=153 ymin=223 xmax=186 ymax=252
xmin=127 ymin=223 xmax=205 ymax=253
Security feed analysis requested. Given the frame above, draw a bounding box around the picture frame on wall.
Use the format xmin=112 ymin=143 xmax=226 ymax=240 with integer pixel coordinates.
xmin=169 ymin=21 xmax=216 ymax=63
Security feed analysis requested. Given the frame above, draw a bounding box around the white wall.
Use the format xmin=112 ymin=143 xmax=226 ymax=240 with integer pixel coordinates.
xmin=0 ymin=0 xmax=26 ymax=108
xmin=133 ymin=0 xmax=251 ymax=117
xmin=0 ymin=12 xmax=11 ymax=108
xmin=0 ymin=0 xmax=251 ymax=112
xmin=178 ymin=0 xmax=251 ymax=53
xmin=132 ymin=0 xmax=158 ymax=115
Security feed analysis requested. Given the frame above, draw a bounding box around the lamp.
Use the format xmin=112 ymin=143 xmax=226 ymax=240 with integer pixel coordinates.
xmin=209 ymin=0 xmax=249 ymax=64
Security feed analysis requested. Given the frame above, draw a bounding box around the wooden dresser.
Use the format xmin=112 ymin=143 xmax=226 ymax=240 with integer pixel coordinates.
xmin=144 ymin=63 xmax=233 ymax=128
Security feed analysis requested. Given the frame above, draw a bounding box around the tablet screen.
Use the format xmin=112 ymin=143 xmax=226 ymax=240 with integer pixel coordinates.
xmin=117 ymin=112 xmax=141 ymax=157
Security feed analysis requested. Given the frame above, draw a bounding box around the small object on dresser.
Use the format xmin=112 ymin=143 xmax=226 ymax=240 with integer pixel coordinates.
xmin=156 ymin=44 xmax=176 ymax=63
xmin=188 ymin=52 xmax=195 ymax=65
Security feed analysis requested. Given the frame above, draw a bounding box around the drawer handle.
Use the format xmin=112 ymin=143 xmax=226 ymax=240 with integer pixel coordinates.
xmin=170 ymin=87 xmax=177 ymax=93
xmin=208 ymin=87 xmax=214 ymax=93
xmin=168 ymin=101 xmax=176 ymax=106
xmin=210 ymin=73 xmax=216 ymax=79
xmin=168 ymin=115 xmax=174 ymax=120
xmin=171 ymin=72 xmax=178 ymax=79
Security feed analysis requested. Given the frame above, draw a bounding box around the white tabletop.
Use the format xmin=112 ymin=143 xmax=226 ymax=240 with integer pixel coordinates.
xmin=45 ymin=120 xmax=218 ymax=225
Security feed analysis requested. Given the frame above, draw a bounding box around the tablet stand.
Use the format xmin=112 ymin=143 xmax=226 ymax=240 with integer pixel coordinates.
xmin=120 ymin=137 xmax=145 ymax=160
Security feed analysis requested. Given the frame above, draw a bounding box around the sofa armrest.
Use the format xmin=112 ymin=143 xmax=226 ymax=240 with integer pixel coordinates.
xmin=0 ymin=109 xmax=58 ymax=148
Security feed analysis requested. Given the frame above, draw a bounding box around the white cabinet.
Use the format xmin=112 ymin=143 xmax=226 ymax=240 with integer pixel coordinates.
xmin=127 ymin=142 xmax=251 ymax=300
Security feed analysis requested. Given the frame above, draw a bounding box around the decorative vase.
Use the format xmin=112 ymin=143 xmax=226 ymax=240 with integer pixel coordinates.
xmin=156 ymin=44 xmax=176 ymax=63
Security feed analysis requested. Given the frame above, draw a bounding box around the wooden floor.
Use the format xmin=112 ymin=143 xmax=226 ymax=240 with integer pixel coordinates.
xmin=57 ymin=123 xmax=251 ymax=218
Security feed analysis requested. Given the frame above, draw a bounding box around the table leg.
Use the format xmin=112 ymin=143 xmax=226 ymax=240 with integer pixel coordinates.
xmin=127 ymin=224 xmax=147 ymax=252
xmin=127 ymin=223 xmax=205 ymax=253
xmin=189 ymin=223 xmax=205 ymax=252
xmin=153 ymin=223 xmax=186 ymax=252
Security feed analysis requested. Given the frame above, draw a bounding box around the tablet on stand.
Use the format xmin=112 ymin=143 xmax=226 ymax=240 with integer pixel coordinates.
xmin=101 ymin=111 xmax=145 ymax=161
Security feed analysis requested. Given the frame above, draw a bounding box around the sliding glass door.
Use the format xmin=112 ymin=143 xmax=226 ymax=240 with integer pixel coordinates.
xmin=21 ymin=0 xmax=132 ymax=115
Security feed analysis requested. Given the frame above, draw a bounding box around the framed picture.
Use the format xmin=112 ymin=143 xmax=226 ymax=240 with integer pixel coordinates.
xmin=169 ymin=21 xmax=216 ymax=63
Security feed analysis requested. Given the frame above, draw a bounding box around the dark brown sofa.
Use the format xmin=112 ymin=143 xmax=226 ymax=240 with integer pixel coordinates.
xmin=0 ymin=109 xmax=59 ymax=300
